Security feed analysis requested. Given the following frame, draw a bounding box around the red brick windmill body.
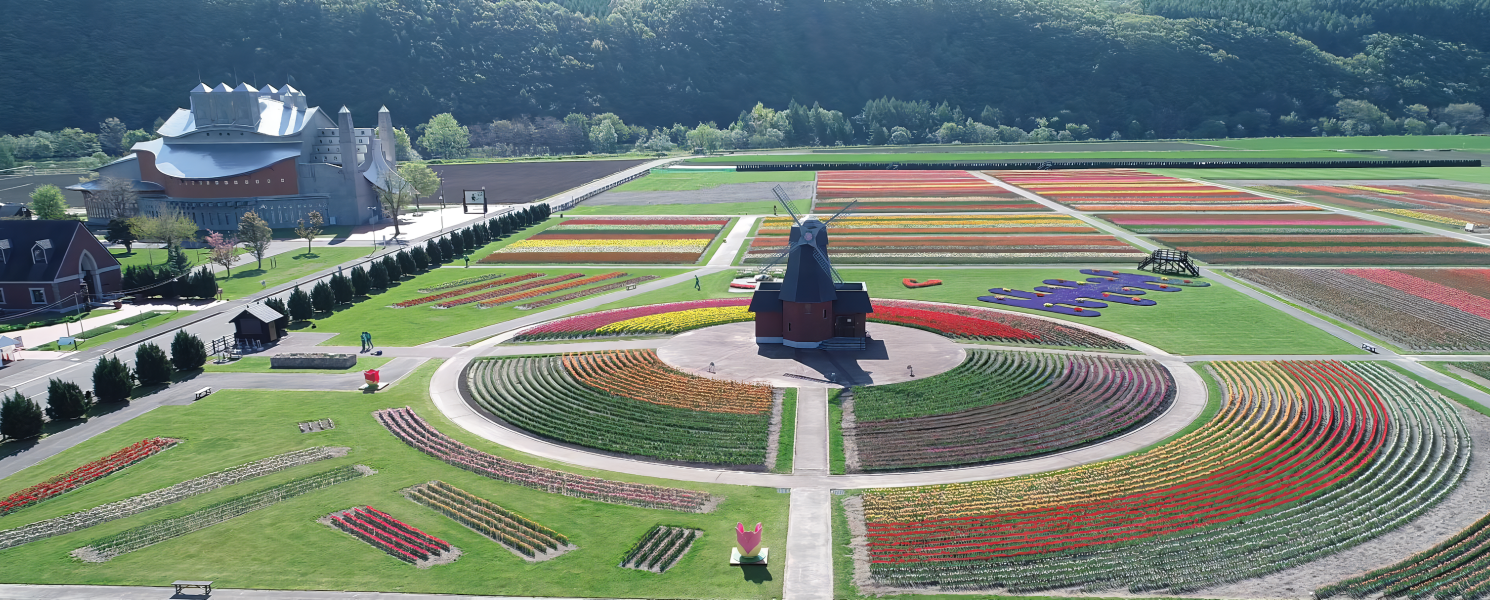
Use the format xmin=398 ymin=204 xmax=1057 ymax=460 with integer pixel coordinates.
xmin=748 ymin=186 xmax=873 ymax=350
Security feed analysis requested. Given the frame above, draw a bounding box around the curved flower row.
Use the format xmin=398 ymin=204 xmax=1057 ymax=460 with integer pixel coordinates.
xmin=510 ymin=298 xmax=752 ymax=342
xmin=374 ymin=407 xmax=718 ymax=512
xmin=596 ymin=305 xmax=753 ymax=335
xmin=902 ymin=278 xmax=942 ymax=288
xmin=0 ymin=438 xmax=178 ymax=516
xmin=870 ymin=299 xmax=1130 ymax=349
xmin=861 ymin=361 xmax=1469 ymax=592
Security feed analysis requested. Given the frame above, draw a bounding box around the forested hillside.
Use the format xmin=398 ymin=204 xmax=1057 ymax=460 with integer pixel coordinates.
xmin=1 ymin=0 xmax=1487 ymax=141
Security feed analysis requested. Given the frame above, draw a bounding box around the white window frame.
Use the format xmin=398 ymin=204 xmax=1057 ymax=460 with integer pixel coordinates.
xmin=29 ymin=288 xmax=45 ymax=305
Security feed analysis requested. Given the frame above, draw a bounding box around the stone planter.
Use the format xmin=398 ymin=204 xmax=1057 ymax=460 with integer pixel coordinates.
xmin=270 ymin=353 xmax=356 ymax=369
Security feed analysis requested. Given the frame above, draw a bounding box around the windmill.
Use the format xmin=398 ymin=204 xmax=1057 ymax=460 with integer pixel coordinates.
xmin=754 ymin=185 xmax=856 ymax=286
xmin=746 ymin=185 xmax=872 ymax=350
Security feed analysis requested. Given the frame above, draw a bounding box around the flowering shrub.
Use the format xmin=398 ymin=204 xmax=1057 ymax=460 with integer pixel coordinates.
xmin=511 ymin=299 xmax=752 ymax=341
xmin=0 ymin=438 xmax=178 ymax=516
xmin=375 ymin=407 xmax=719 ymax=511
xmin=860 ymin=361 xmax=1469 ymax=592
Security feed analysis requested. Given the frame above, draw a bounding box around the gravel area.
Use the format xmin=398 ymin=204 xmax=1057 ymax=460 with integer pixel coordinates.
xmin=584 ymin=181 xmax=815 ymax=205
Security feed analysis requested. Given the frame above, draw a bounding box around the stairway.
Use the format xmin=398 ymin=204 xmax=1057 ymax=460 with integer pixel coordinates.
xmin=817 ymin=336 xmax=867 ymax=351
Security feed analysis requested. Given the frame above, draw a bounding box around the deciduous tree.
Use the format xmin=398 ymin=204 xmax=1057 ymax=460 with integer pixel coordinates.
xmin=237 ymin=211 xmax=273 ymax=268
xmin=28 ymin=185 xmax=69 ymax=220
xmin=105 ymin=219 xmax=137 ymax=252
xmin=295 ymin=211 xmax=323 ymax=255
xmin=204 ymin=230 xmax=237 ymax=280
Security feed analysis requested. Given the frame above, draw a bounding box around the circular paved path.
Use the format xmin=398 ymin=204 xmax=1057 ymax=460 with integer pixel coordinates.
xmin=656 ymin=322 xmax=966 ymax=388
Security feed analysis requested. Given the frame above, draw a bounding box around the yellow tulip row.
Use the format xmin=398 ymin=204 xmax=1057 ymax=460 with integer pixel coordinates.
xmin=595 ymin=306 xmax=753 ymax=335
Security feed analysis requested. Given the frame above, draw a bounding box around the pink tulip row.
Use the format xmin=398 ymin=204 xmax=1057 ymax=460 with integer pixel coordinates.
xmin=374 ymin=407 xmax=716 ymax=512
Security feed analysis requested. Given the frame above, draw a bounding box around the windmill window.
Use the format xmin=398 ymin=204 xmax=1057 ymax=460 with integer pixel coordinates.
xmin=29 ymin=288 xmax=45 ymax=304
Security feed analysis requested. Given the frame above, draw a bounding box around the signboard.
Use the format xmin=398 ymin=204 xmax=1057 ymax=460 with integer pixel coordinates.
xmin=463 ymin=189 xmax=488 ymax=214
xmin=57 ymin=336 xmax=75 ymax=347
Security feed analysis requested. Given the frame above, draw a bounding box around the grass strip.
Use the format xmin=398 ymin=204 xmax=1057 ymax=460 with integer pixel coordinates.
xmin=773 ymin=389 xmax=797 ymax=474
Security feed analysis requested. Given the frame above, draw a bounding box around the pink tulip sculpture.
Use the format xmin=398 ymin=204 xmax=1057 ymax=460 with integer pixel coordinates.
xmin=734 ymin=522 xmax=766 ymax=564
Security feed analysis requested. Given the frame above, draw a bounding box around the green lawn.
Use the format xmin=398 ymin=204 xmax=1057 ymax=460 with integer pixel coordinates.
xmin=217 ymin=247 xmax=375 ymax=301
xmin=0 ymin=361 xmax=786 ymax=598
xmin=835 ymin=268 xmax=1362 ymax=356
xmin=614 ymin=170 xmax=814 ymax=192
xmin=1204 ymin=135 xmax=1490 ymax=151
xmin=303 ymin=266 xmax=691 ymax=347
xmin=566 ymin=201 xmax=785 ymax=216
xmin=773 ymin=389 xmax=797 ymax=474
xmin=269 ymin=225 xmax=357 ymax=241
xmin=202 ymin=356 xmax=393 ymax=374
xmin=1153 ymin=167 xmax=1490 ymax=184
xmin=110 ymin=247 xmax=247 ymax=271
xmin=829 ymin=389 xmax=846 ymax=475
xmin=28 ymin=310 xmax=195 ymax=351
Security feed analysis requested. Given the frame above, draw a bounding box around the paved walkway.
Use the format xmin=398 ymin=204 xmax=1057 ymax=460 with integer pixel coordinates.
xmin=783 ymin=488 xmax=833 ymax=600
xmin=793 ymin=388 xmax=829 ymax=475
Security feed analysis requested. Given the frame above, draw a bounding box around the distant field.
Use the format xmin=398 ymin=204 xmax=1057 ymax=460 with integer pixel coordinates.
xmin=613 ymin=170 xmax=814 ymax=191
xmin=566 ymin=201 xmax=784 ymax=215
xmin=1156 ymin=167 xmax=1490 ymax=184
xmin=691 ymin=150 xmax=1353 ymax=164
xmin=1205 ymin=136 xmax=1490 ymax=151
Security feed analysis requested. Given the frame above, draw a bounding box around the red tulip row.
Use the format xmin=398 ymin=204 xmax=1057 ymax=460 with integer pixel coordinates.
xmin=902 ymin=278 xmax=943 ymax=288
xmin=393 ymin=273 xmax=542 ymax=307
xmin=329 ymin=505 xmax=451 ymax=563
xmin=871 ymin=300 xmax=1130 ymax=349
xmin=0 ymin=438 xmax=178 ymax=516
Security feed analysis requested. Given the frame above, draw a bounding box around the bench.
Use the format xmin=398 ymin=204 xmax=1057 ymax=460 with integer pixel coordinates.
xmin=193 ymin=387 xmax=213 ymax=400
xmin=172 ymin=580 xmax=213 ymax=595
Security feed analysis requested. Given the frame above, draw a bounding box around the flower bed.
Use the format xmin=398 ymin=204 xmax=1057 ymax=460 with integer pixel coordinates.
xmin=848 ymin=349 xmax=1173 ymax=470
xmin=596 ymin=305 xmax=753 ymax=335
xmin=814 ymin=171 xmax=1042 ymax=214
xmin=0 ymin=447 xmax=344 ymax=552
xmin=477 ymin=272 xmax=628 ymax=307
xmin=620 ymin=525 xmax=701 ymax=572
xmin=742 ymin=234 xmax=1145 ymax=265
xmin=73 ymin=464 xmax=370 ymax=562
xmin=0 ymin=438 xmax=178 ymax=516
xmin=464 ymin=352 xmax=772 ymax=465
xmin=996 ymin=169 xmax=1308 ymax=211
xmin=870 ymin=299 xmax=1132 ymax=349
xmin=1100 ymin=212 xmax=1405 ymax=235
xmin=756 ymin=215 xmax=1092 ymax=236
xmin=1319 ymin=507 xmax=1490 ymax=599
xmin=481 ymin=217 xmax=728 ymax=264
xmin=859 ymin=361 xmax=1469 ymax=592
xmin=509 ymin=298 xmax=752 ymax=342
xmin=405 ymin=480 xmax=572 ymax=561
xmin=375 ymin=407 xmax=719 ymax=511
xmin=1151 ymin=233 xmax=1490 ymax=265
xmin=513 ymin=275 xmax=659 ymax=310
xmin=417 ymin=272 xmax=512 ymax=293
xmin=326 ymin=505 xmax=458 ymax=566
xmin=1232 ymin=268 xmax=1490 ymax=351
xmin=901 ymin=278 xmax=941 ymax=288
xmin=433 ymin=273 xmax=583 ymax=308
xmin=396 ymin=273 xmax=543 ymax=307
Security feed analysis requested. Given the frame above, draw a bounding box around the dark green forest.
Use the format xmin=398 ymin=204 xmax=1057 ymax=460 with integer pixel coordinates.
xmin=2 ymin=0 xmax=1487 ymax=141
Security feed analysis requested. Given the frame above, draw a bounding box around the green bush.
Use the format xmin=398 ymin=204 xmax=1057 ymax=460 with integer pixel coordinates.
xmin=288 ymin=287 xmax=312 ymax=321
xmin=311 ymin=281 xmax=334 ymax=313
xmin=0 ymin=392 xmax=44 ymax=441
xmin=369 ymin=261 xmax=389 ymax=290
xmin=169 ymin=330 xmax=206 ymax=371
xmin=134 ymin=343 xmax=172 ymax=385
xmin=45 ymin=379 xmax=91 ymax=421
xmin=405 ymin=248 xmax=424 ymax=273
xmin=350 ymin=266 xmax=370 ymax=297
xmin=329 ymin=273 xmax=353 ymax=305
xmin=92 ymin=356 xmax=134 ymax=403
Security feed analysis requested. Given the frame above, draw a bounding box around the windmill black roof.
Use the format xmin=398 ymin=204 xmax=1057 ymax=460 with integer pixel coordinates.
xmin=778 ymin=244 xmax=838 ymax=303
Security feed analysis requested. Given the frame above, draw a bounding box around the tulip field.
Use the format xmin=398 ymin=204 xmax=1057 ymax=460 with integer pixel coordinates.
xmin=1319 ymin=506 xmax=1490 ymax=600
xmin=375 ymin=407 xmax=719 ymax=512
xmin=1150 ymin=233 xmax=1490 ymax=265
xmin=509 ymin=298 xmax=754 ymax=341
xmin=859 ymin=360 xmax=1470 ymax=592
xmin=1099 ymin=212 xmax=1407 ymax=235
xmin=866 ymin=299 xmax=1132 ymax=350
xmin=480 ymin=217 xmax=728 ymax=264
xmin=1231 ymin=268 xmax=1490 ymax=351
xmin=463 ymin=350 xmax=773 ymax=465
xmin=620 ymin=525 xmax=701 ymax=573
xmin=995 ymin=169 xmax=1311 ymax=211
xmin=1248 ymin=183 xmax=1490 ymax=228
xmin=747 ymin=215 xmax=1140 ymax=264
xmin=0 ymin=438 xmax=177 ymax=516
xmin=847 ymin=349 xmax=1173 ymax=470
xmin=813 ymin=170 xmax=1043 ymax=213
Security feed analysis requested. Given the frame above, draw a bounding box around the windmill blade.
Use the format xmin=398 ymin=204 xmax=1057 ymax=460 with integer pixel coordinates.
xmin=821 ymin=199 xmax=859 ymax=228
xmin=810 ymin=247 xmax=843 ymax=284
xmin=772 ymin=185 xmax=802 ymax=223
xmin=756 ymin=245 xmax=792 ymax=274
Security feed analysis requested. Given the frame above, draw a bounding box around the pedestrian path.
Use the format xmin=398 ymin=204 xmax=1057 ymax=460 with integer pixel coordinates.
xmin=783 ymin=488 xmax=834 ymax=600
